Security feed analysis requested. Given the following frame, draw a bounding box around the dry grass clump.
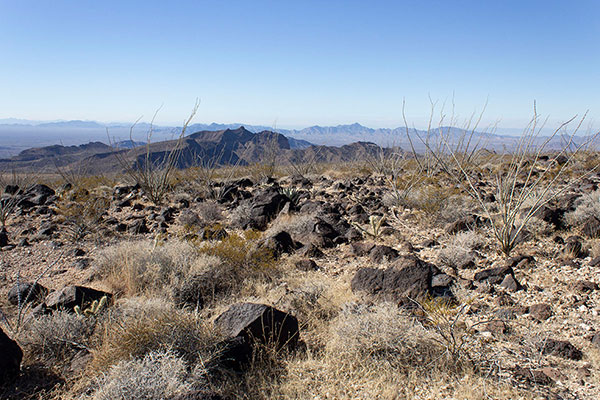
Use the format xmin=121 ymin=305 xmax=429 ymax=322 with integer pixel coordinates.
xmin=565 ymin=189 xmax=600 ymax=227
xmin=94 ymin=239 xmax=196 ymax=296
xmin=196 ymin=200 xmax=224 ymax=224
xmin=88 ymin=297 xmax=217 ymax=374
xmin=327 ymin=302 xmax=446 ymax=371
xmin=20 ymin=311 xmax=96 ymax=367
xmin=83 ymin=350 xmax=194 ymax=400
xmin=267 ymin=302 xmax=521 ymax=400
xmin=438 ymin=231 xmax=484 ymax=269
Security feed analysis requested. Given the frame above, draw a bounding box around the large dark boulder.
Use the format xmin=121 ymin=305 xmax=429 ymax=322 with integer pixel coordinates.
xmin=245 ymin=188 xmax=288 ymax=230
xmin=0 ymin=327 xmax=22 ymax=385
xmin=7 ymin=282 xmax=48 ymax=306
xmin=351 ymin=255 xmax=453 ymax=301
xmin=44 ymin=285 xmax=112 ymax=312
xmin=21 ymin=184 xmax=55 ymax=206
xmin=214 ymin=303 xmax=300 ymax=351
xmin=369 ymin=245 xmax=399 ymax=263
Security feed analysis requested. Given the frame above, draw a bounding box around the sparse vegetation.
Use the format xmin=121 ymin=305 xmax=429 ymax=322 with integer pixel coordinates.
xmin=3 ymin=108 xmax=600 ymax=400
xmin=113 ymin=101 xmax=199 ymax=205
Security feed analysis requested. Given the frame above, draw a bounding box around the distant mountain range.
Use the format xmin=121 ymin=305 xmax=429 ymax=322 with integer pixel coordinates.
xmin=0 ymin=126 xmax=387 ymax=174
xmin=0 ymin=118 xmax=590 ymax=159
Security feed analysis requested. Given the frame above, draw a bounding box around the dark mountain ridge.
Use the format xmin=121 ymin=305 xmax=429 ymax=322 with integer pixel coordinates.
xmin=0 ymin=127 xmax=383 ymax=174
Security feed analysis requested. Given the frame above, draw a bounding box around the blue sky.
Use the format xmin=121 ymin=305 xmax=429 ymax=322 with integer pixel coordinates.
xmin=0 ymin=0 xmax=598 ymax=130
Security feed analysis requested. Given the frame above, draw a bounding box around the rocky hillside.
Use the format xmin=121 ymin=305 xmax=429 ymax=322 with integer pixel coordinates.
xmin=0 ymin=127 xmax=387 ymax=175
xmin=0 ymin=155 xmax=600 ymax=399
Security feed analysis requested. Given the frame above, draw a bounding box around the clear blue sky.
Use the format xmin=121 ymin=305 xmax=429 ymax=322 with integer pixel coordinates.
xmin=0 ymin=0 xmax=598 ymax=130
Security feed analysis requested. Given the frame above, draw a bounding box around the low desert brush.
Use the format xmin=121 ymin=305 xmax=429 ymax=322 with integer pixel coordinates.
xmin=56 ymin=187 xmax=111 ymax=241
xmin=196 ymin=230 xmax=276 ymax=272
xmin=20 ymin=311 xmax=96 ymax=368
xmin=83 ymin=350 xmax=195 ymax=400
xmin=94 ymin=239 xmax=197 ymax=296
xmin=565 ymin=189 xmax=600 ymax=227
xmin=88 ymin=297 xmax=217 ymax=374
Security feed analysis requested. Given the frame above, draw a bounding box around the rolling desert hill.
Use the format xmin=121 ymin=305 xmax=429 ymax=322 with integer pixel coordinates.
xmin=0 ymin=126 xmax=388 ymax=175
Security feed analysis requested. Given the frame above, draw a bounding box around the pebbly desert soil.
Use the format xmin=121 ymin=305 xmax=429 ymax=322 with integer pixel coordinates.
xmin=1 ymin=159 xmax=600 ymax=400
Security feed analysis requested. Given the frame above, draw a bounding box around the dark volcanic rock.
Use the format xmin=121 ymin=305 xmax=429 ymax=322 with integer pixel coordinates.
xmin=573 ymin=280 xmax=599 ymax=292
xmin=297 ymin=243 xmax=324 ymax=258
xmin=0 ymin=326 xmax=22 ymax=385
xmin=351 ymin=255 xmax=451 ymax=301
xmin=0 ymin=227 xmax=8 ymax=247
xmin=44 ymin=285 xmax=111 ymax=312
xmin=369 ymin=245 xmax=399 ymax=263
xmin=528 ymin=303 xmax=552 ymax=321
xmin=540 ymin=339 xmax=583 ymax=360
xmin=499 ymin=274 xmax=521 ymax=292
xmin=246 ymin=188 xmax=288 ymax=230
xmin=445 ymin=215 xmax=480 ymax=234
xmin=127 ymin=218 xmax=149 ymax=234
xmin=214 ymin=303 xmax=300 ymax=351
xmin=350 ymin=241 xmax=376 ymax=256
xmin=474 ymin=265 xmax=513 ymax=284
xmin=21 ymin=184 xmax=55 ymax=206
xmin=8 ymin=282 xmax=48 ymax=306
xmin=295 ymin=259 xmax=319 ymax=271
xmin=513 ymin=366 xmax=554 ymax=386
xmin=262 ymin=231 xmax=301 ymax=258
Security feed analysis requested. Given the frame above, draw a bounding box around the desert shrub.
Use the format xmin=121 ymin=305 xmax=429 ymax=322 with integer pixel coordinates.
xmin=94 ymin=239 xmax=196 ymax=296
xmin=88 ymin=297 xmax=217 ymax=373
xmin=56 ymin=187 xmax=111 ymax=241
xmin=328 ymin=302 xmax=445 ymax=371
xmin=436 ymin=194 xmax=478 ymax=224
xmin=114 ymin=102 xmax=199 ymax=205
xmin=177 ymin=209 xmax=201 ymax=228
xmin=522 ymin=215 xmax=553 ymax=238
xmin=565 ymin=189 xmax=600 ymax=227
xmin=438 ymin=231 xmax=484 ymax=269
xmin=84 ymin=350 xmax=194 ymax=400
xmin=20 ymin=311 xmax=96 ymax=367
xmin=171 ymin=254 xmax=236 ymax=308
xmin=196 ymin=200 xmax=223 ymax=224
xmin=403 ymin=184 xmax=459 ymax=216
xmin=196 ymin=230 xmax=275 ymax=272
xmin=229 ymin=202 xmax=253 ymax=229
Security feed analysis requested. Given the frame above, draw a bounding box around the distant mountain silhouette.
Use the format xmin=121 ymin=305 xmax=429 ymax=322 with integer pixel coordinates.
xmin=0 ymin=126 xmax=385 ymax=174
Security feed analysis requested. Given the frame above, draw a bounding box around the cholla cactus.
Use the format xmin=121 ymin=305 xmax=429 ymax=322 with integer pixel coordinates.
xmin=74 ymin=295 xmax=108 ymax=317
